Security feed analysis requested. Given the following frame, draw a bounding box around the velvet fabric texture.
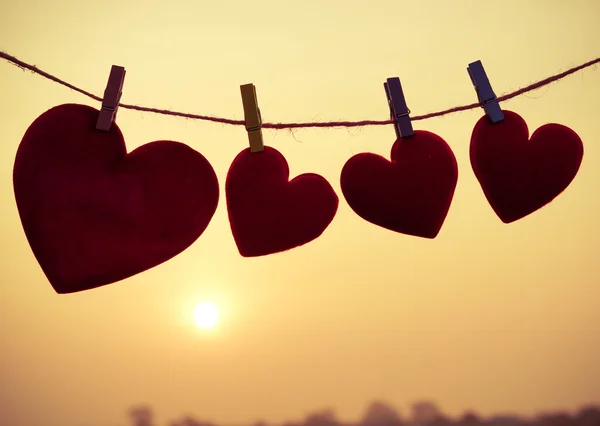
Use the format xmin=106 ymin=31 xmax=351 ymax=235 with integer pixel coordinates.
xmin=13 ymin=104 xmax=219 ymax=294
xmin=470 ymin=110 xmax=583 ymax=223
xmin=340 ymin=131 xmax=458 ymax=239
xmin=226 ymin=146 xmax=338 ymax=257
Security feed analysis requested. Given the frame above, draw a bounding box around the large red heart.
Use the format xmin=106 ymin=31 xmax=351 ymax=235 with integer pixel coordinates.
xmin=13 ymin=104 xmax=219 ymax=294
xmin=470 ymin=110 xmax=583 ymax=223
xmin=226 ymin=146 xmax=338 ymax=257
xmin=340 ymin=131 xmax=458 ymax=239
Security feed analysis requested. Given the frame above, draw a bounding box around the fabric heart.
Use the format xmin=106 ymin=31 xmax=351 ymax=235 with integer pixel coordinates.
xmin=13 ymin=104 xmax=219 ymax=294
xmin=340 ymin=131 xmax=458 ymax=239
xmin=470 ymin=110 xmax=584 ymax=223
xmin=226 ymin=146 xmax=338 ymax=257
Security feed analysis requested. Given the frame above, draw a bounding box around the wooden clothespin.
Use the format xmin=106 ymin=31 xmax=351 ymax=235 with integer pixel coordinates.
xmin=384 ymin=77 xmax=414 ymax=139
xmin=240 ymin=83 xmax=264 ymax=153
xmin=467 ymin=60 xmax=504 ymax=123
xmin=96 ymin=65 xmax=126 ymax=131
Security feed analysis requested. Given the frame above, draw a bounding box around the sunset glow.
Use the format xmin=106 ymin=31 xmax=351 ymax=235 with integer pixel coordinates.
xmin=1 ymin=2 xmax=599 ymax=426
xmin=193 ymin=302 xmax=219 ymax=329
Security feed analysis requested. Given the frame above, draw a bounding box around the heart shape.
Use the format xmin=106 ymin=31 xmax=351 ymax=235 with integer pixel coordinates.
xmin=13 ymin=104 xmax=219 ymax=293
xmin=340 ymin=131 xmax=458 ymax=238
xmin=470 ymin=110 xmax=583 ymax=223
xmin=226 ymin=146 xmax=338 ymax=257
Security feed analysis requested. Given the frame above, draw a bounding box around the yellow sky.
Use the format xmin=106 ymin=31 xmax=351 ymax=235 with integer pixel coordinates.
xmin=1 ymin=1 xmax=599 ymax=426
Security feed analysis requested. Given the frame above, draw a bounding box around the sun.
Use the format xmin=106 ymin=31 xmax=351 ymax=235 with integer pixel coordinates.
xmin=193 ymin=302 xmax=219 ymax=329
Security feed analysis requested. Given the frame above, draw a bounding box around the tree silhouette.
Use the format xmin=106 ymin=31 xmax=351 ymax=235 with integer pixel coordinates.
xmin=457 ymin=412 xmax=482 ymax=426
xmin=130 ymin=406 xmax=153 ymax=426
xmin=304 ymin=409 xmax=339 ymax=426
xmin=575 ymin=406 xmax=600 ymax=426
xmin=129 ymin=401 xmax=600 ymax=426
xmin=360 ymin=401 xmax=405 ymax=426
xmin=411 ymin=401 xmax=442 ymax=425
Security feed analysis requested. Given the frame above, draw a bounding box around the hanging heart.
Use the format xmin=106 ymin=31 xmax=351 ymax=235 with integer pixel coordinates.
xmin=470 ymin=110 xmax=584 ymax=223
xmin=13 ymin=104 xmax=220 ymax=294
xmin=226 ymin=146 xmax=338 ymax=257
xmin=340 ymin=131 xmax=458 ymax=239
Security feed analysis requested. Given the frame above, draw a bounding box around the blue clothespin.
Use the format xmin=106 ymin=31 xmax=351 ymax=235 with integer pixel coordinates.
xmin=96 ymin=65 xmax=126 ymax=131
xmin=384 ymin=77 xmax=414 ymax=138
xmin=467 ymin=60 xmax=504 ymax=123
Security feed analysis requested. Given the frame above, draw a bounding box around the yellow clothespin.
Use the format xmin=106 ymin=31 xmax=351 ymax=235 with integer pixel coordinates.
xmin=240 ymin=83 xmax=264 ymax=153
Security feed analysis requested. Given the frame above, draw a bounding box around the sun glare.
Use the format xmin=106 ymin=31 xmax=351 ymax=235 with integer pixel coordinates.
xmin=193 ymin=302 xmax=219 ymax=329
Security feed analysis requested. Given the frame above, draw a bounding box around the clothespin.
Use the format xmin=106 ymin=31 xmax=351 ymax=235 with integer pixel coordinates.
xmin=467 ymin=60 xmax=504 ymax=123
xmin=96 ymin=65 xmax=126 ymax=131
xmin=384 ymin=77 xmax=414 ymax=139
xmin=240 ymin=83 xmax=264 ymax=153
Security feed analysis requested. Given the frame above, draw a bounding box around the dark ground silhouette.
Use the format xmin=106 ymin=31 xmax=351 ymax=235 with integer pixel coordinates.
xmin=127 ymin=401 xmax=600 ymax=426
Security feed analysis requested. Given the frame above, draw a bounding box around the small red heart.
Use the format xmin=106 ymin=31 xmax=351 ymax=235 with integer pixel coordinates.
xmin=226 ymin=146 xmax=338 ymax=257
xmin=13 ymin=104 xmax=219 ymax=293
xmin=340 ymin=131 xmax=458 ymax=238
xmin=470 ymin=110 xmax=584 ymax=223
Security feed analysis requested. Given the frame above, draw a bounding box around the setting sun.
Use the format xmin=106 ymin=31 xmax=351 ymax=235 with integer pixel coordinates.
xmin=193 ymin=302 xmax=219 ymax=329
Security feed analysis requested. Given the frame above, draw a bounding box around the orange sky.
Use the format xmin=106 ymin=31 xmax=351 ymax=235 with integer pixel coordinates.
xmin=1 ymin=1 xmax=599 ymax=426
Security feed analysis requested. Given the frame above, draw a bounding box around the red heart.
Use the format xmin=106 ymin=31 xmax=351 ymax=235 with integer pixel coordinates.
xmin=340 ymin=131 xmax=458 ymax=238
xmin=13 ymin=104 xmax=219 ymax=293
xmin=226 ymin=146 xmax=338 ymax=257
xmin=470 ymin=110 xmax=583 ymax=223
